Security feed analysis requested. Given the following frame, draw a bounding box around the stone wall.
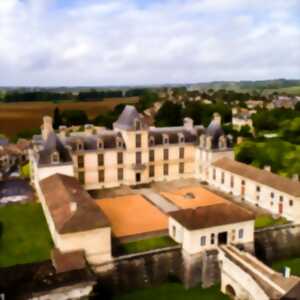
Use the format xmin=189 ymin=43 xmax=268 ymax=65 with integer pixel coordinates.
xmin=255 ymin=224 xmax=300 ymax=263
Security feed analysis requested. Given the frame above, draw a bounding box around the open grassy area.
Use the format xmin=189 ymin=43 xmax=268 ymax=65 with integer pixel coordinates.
xmin=272 ymin=257 xmax=300 ymax=276
xmin=255 ymin=215 xmax=289 ymax=229
xmin=113 ymin=283 xmax=229 ymax=300
xmin=121 ymin=236 xmax=177 ymax=255
xmin=0 ymin=203 xmax=53 ymax=267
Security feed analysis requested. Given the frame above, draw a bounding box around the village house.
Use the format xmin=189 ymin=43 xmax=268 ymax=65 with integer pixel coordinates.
xmin=231 ymin=107 xmax=254 ymax=131
xmin=209 ymin=157 xmax=300 ymax=223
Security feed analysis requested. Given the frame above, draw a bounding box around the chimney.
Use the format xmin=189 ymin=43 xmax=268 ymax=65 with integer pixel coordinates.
xmin=58 ymin=126 xmax=67 ymax=139
xmin=264 ymin=166 xmax=271 ymax=172
xmin=292 ymin=174 xmax=299 ymax=182
xmin=212 ymin=112 xmax=221 ymax=125
xmin=183 ymin=117 xmax=194 ymax=131
xmin=41 ymin=116 xmax=53 ymax=141
xmin=284 ymin=267 xmax=291 ymax=278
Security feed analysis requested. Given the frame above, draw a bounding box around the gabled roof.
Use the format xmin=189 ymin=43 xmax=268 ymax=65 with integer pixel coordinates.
xmin=113 ymin=105 xmax=147 ymax=130
xmin=38 ymin=132 xmax=72 ymax=165
xmin=169 ymin=202 xmax=254 ymax=230
xmin=40 ymin=174 xmax=110 ymax=234
xmin=212 ymin=157 xmax=300 ymax=197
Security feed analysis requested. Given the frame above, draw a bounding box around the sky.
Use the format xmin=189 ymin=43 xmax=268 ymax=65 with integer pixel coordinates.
xmin=0 ymin=0 xmax=299 ymax=86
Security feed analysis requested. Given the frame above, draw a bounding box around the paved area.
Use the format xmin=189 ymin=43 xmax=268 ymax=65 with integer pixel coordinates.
xmin=138 ymin=188 xmax=178 ymax=213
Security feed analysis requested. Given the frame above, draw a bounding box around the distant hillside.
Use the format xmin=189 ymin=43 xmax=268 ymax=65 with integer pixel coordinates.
xmin=188 ymin=79 xmax=300 ymax=95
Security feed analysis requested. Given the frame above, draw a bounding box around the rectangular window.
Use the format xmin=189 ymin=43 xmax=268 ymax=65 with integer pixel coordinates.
xmin=221 ymin=172 xmax=225 ymax=184
xmin=136 ymin=134 xmax=141 ymax=148
xmin=78 ymin=171 xmax=85 ymax=184
xmin=118 ymin=168 xmax=123 ymax=181
xmin=164 ymin=164 xmax=169 ymax=176
xmin=200 ymin=236 xmax=206 ymax=246
xmin=179 ymin=162 xmax=184 ymax=174
xmin=290 ymin=199 xmax=294 ymax=206
xmin=136 ymin=152 xmax=142 ymax=164
xmin=256 ymin=186 xmax=261 ymax=192
xmin=117 ymin=152 xmax=123 ymax=164
xmin=238 ymin=229 xmax=244 ymax=239
xmin=78 ymin=155 xmax=84 ymax=168
xmin=98 ymin=154 xmax=104 ymax=166
xmin=230 ymin=175 xmax=234 ymax=188
xmin=270 ymin=192 xmax=274 ymax=198
xmin=149 ymin=165 xmax=155 ymax=177
xmin=213 ymin=168 xmax=216 ymax=180
xmin=98 ymin=169 xmax=104 ymax=182
xmin=210 ymin=233 xmax=215 ymax=244
xmin=179 ymin=147 xmax=184 ymax=159
xmin=172 ymin=226 xmax=176 ymax=238
xmin=149 ymin=150 xmax=155 ymax=162
xmin=280 ymin=196 xmax=284 ymax=202
xmin=164 ymin=149 xmax=169 ymax=160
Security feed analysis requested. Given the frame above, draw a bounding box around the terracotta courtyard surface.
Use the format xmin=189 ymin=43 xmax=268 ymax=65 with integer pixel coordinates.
xmin=96 ymin=195 xmax=168 ymax=238
xmin=161 ymin=186 xmax=227 ymax=209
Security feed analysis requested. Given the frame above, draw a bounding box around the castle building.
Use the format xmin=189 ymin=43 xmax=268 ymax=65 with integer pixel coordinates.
xmin=30 ymin=106 xmax=233 ymax=190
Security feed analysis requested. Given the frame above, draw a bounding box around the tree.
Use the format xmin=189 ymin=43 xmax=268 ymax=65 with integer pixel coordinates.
xmin=155 ymin=101 xmax=183 ymax=127
xmin=53 ymin=107 xmax=62 ymax=129
xmin=61 ymin=110 xmax=88 ymax=126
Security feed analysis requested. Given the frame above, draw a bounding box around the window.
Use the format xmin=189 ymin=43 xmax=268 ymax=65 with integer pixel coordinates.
xmin=280 ymin=196 xmax=284 ymax=202
xmin=149 ymin=150 xmax=155 ymax=162
xmin=164 ymin=164 xmax=169 ymax=176
xmin=98 ymin=154 xmax=104 ymax=166
xmin=136 ymin=152 xmax=142 ymax=164
xmin=256 ymin=186 xmax=261 ymax=192
xmin=118 ymin=168 xmax=123 ymax=181
xmin=78 ymin=155 xmax=84 ymax=168
xmin=163 ymin=135 xmax=169 ymax=144
xmin=200 ymin=236 xmax=206 ymax=246
xmin=221 ymin=172 xmax=225 ymax=184
xmin=230 ymin=175 xmax=234 ymax=188
xmin=290 ymin=199 xmax=294 ymax=206
xmin=51 ymin=152 xmax=59 ymax=163
xmin=164 ymin=149 xmax=169 ymax=160
xmin=149 ymin=165 xmax=155 ymax=178
xmin=97 ymin=139 xmax=103 ymax=149
xmin=231 ymin=229 xmax=236 ymax=242
xmin=179 ymin=147 xmax=184 ymax=159
xmin=117 ymin=152 xmax=123 ymax=164
xmin=117 ymin=139 xmax=123 ymax=148
xmin=241 ymin=180 xmax=245 ymax=186
xmin=211 ymin=233 xmax=215 ymax=244
xmin=149 ymin=136 xmax=155 ymax=146
xmin=136 ymin=134 xmax=141 ymax=148
xmin=98 ymin=170 xmax=104 ymax=182
xmin=179 ymin=163 xmax=184 ymax=174
xmin=270 ymin=192 xmax=274 ymax=198
xmin=238 ymin=229 xmax=244 ymax=239
xmin=213 ymin=168 xmax=216 ymax=180
xmin=135 ymin=119 xmax=141 ymax=130
xmin=77 ymin=141 xmax=83 ymax=151
xmin=78 ymin=171 xmax=85 ymax=184
xmin=172 ymin=226 xmax=176 ymax=238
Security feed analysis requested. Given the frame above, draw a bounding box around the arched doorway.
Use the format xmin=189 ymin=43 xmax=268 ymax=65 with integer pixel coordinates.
xmin=225 ymin=284 xmax=236 ymax=298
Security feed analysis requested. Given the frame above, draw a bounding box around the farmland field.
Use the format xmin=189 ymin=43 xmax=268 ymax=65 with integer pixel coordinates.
xmin=0 ymin=97 xmax=138 ymax=137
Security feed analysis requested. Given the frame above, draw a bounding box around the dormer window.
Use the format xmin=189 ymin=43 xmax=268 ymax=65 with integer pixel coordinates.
xmin=77 ymin=140 xmax=84 ymax=151
xmin=51 ymin=151 xmax=59 ymax=164
xmin=135 ymin=119 xmax=141 ymax=131
xmin=163 ymin=134 xmax=169 ymax=145
xmin=178 ymin=133 xmax=185 ymax=144
xmin=97 ymin=138 xmax=104 ymax=150
xmin=218 ymin=135 xmax=227 ymax=149
xmin=149 ymin=136 xmax=155 ymax=147
xmin=116 ymin=137 xmax=123 ymax=148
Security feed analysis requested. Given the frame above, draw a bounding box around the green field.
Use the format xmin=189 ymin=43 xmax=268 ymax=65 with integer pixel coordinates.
xmin=113 ymin=283 xmax=229 ymax=300
xmin=255 ymin=215 xmax=288 ymax=229
xmin=272 ymin=257 xmax=300 ymax=276
xmin=0 ymin=203 xmax=53 ymax=267
xmin=121 ymin=236 xmax=177 ymax=255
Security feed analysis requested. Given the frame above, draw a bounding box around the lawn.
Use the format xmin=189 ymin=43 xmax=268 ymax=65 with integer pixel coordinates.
xmin=113 ymin=283 xmax=229 ymax=300
xmin=272 ymin=257 xmax=300 ymax=276
xmin=255 ymin=215 xmax=289 ymax=229
xmin=121 ymin=236 xmax=177 ymax=255
xmin=0 ymin=203 xmax=53 ymax=267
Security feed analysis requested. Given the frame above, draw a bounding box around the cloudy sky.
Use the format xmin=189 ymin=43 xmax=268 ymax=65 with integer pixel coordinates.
xmin=0 ymin=0 xmax=299 ymax=86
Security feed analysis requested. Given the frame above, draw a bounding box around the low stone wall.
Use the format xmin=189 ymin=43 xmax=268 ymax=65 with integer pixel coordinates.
xmin=255 ymin=224 xmax=300 ymax=263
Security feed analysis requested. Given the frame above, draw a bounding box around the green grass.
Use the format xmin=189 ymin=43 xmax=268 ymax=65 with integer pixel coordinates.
xmin=121 ymin=236 xmax=177 ymax=255
xmin=0 ymin=203 xmax=53 ymax=267
xmin=272 ymin=257 xmax=300 ymax=276
xmin=113 ymin=283 xmax=229 ymax=300
xmin=255 ymin=215 xmax=289 ymax=229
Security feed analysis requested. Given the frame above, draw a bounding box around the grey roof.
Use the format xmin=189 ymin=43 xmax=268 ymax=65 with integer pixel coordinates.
xmin=38 ymin=132 xmax=72 ymax=165
xmin=0 ymin=138 xmax=9 ymax=146
xmin=0 ymin=179 xmax=34 ymax=199
xmin=113 ymin=105 xmax=147 ymax=130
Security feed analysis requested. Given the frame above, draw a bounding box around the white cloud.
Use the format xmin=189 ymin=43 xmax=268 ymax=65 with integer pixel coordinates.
xmin=0 ymin=0 xmax=299 ymax=85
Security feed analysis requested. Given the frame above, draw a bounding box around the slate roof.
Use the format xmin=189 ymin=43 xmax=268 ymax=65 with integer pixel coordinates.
xmin=113 ymin=105 xmax=147 ymax=130
xmin=205 ymin=118 xmax=225 ymax=148
xmin=40 ymin=174 xmax=110 ymax=234
xmin=212 ymin=157 xmax=300 ymax=197
xmin=169 ymin=202 xmax=254 ymax=230
xmin=0 ymin=179 xmax=34 ymax=198
xmin=38 ymin=132 xmax=72 ymax=165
